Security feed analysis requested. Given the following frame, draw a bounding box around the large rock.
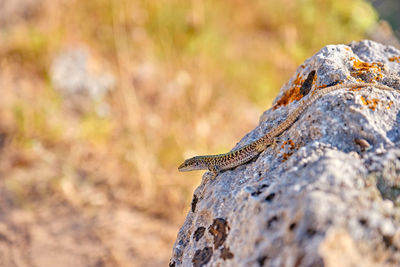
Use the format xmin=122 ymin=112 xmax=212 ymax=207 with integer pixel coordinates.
xmin=170 ymin=40 xmax=400 ymax=267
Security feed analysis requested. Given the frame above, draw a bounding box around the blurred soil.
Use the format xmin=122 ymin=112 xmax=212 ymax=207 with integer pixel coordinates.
xmin=0 ymin=126 xmax=177 ymax=267
xmin=0 ymin=191 xmax=177 ymax=266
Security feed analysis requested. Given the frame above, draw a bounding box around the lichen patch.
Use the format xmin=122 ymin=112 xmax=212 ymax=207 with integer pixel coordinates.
xmin=389 ymin=56 xmax=400 ymax=63
xmin=273 ymin=72 xmax=313 ymax=110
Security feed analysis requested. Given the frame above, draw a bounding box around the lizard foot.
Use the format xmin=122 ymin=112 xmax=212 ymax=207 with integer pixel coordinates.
xmin=205 ymin=171 xmax=217 ymax=180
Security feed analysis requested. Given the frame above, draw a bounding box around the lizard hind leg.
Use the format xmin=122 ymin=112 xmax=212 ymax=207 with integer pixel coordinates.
xmin=256 ymin=137 xmax=281 ymax=153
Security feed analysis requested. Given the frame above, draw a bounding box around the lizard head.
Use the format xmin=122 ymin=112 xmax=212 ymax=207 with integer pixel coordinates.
xmin=178 ymin=156 xmax=208 ymax=172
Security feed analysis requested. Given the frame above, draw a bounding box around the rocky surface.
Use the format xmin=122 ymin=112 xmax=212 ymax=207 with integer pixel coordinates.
xmin=170 ymin=40 xmax=400 ymax=267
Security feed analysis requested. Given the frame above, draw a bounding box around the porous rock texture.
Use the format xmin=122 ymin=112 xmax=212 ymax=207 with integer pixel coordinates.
xmin=170 ymin=40 xmax=400 ymax=267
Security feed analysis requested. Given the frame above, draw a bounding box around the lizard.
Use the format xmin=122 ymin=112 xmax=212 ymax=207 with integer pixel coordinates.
xmin=178 ymin=73 xmax=397 ymax=178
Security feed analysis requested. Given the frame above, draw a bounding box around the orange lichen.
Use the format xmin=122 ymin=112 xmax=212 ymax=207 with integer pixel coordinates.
xmin=349 ymin=57 xmax=384 ymax=82
xmin=282 ymin=152 xmax=294 ymax=161
xmin=389 ymin=56 xmax=400 ymax=63
xmin=273 ymin=73 xmax=307 ymax=110
xmin=360 ymin=96 xmax=379 ymax=111
xmin=387 ymin=100 xmax=393 ymax=110
xmin=370 ymin=99 xmax=379 ymax=111
xmin=281 ymin=140 xmax=295 ymax=150
xmin=360 ymin=95 xmax=367 ymax=105
xmin=280 ymin=139 xmax=296 ymax=161
xmin=352 ymin=60 xmax=379 ymax=71
xmin=273 ymin=87 xmax=303 ymax=110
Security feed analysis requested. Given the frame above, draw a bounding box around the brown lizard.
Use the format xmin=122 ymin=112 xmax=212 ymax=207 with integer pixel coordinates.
xmin=178 ymin=75 xmax=397 ymax=178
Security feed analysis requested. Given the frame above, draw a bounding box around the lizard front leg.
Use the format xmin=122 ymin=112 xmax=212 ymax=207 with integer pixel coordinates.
xmin=208 ymin=165 xmax=220 ymax=179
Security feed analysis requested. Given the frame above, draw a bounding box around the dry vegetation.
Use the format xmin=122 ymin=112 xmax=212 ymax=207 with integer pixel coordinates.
xmin=0 ymin=0 xmax=380 ymax=265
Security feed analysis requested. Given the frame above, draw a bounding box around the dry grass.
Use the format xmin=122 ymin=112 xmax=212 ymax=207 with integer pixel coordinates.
xmin=0 ymin=0 xmax=379 ymax=265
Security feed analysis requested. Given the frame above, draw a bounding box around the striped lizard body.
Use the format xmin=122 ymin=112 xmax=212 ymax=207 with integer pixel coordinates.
xmin=178 ymin=80 xmax=397 ymax=178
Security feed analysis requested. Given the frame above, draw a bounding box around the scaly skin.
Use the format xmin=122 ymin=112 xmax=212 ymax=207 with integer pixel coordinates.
xmin=178 ymin=81 xmax=397 ymax=178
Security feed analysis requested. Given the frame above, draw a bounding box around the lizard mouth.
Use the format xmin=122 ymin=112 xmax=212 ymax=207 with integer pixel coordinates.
xmin=178 ymin=162 xmax=188 ymax=171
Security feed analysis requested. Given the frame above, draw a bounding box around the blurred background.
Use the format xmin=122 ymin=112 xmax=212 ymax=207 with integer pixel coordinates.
xmin=0 ymin=0 xmax=399 ymax=266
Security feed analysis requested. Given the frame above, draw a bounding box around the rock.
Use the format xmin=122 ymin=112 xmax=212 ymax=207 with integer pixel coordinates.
xmin=170 ymin=40 xmax=400 ymax=267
